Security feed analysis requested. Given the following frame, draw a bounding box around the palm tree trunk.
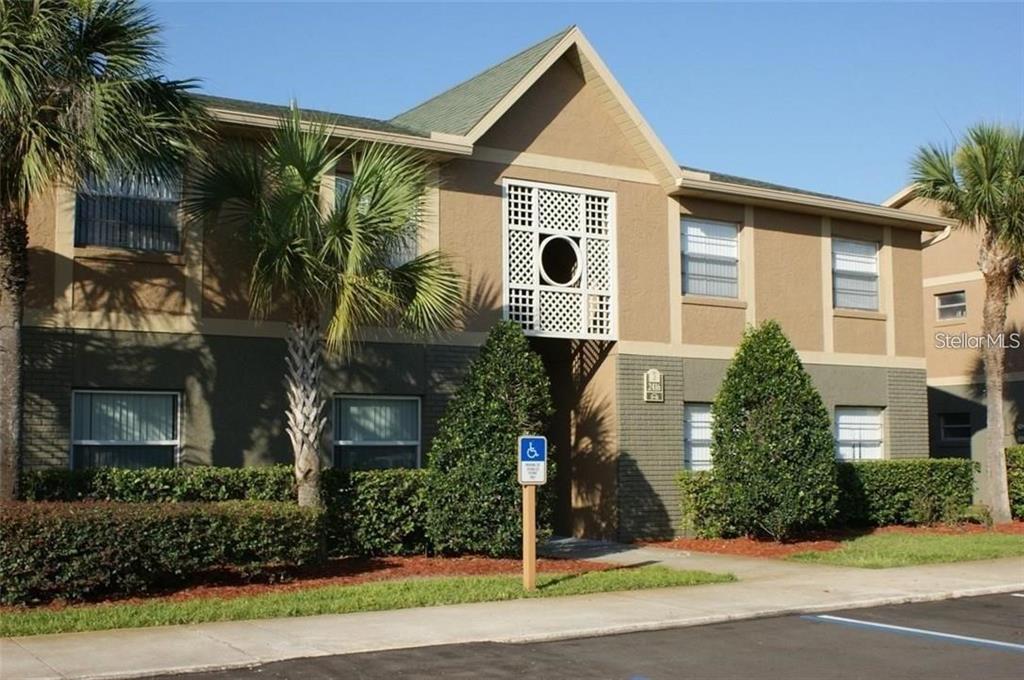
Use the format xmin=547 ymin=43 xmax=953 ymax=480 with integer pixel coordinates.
xmin=0 ymin=209 xmax=28 ymax=502
xmin=285 ymin=317 xmax=326 ymax=508
xmin=978 ymin=235 xmax=1013 ymax=524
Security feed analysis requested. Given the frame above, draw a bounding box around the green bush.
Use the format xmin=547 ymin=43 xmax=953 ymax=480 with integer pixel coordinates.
xmin=678 ymin=459 xmax=977 ymax=536
xmin=324 ymin=469 xmax=430 ymax=556
xmin=0 ymin=501 xmax=323 ymax=605
xmin=1007 ymin=446 xmax=1024 ymax=520
xmin=835 ymin=459 xmax=975 ymax=526
xmin=710 ymin=320 xmax=839 ymax=539
xmin=426 ymin=321 xmax=555 ymax=556
xmin=677 ymin=470 xmax=726 ymax=538
xmin=19 ymin=466 xmax=429 ymax=557
xmin=20 ymin=466 xmax=294 ymax=502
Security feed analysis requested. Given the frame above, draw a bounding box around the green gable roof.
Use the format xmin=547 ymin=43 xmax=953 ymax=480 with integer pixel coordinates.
xmin=195 ymin=94 xmax=429 ymax=138
xmin=390 ymin=26 xmax=574 ymax=136
xmin=680 ymin=165 xmax=875 ymax=207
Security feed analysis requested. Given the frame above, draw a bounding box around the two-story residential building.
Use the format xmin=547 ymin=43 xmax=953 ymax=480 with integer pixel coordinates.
xmin=22 ymin=26 xmax=949 ymax=540
xmin=885 ymin=189 xmax=1024 ymax=459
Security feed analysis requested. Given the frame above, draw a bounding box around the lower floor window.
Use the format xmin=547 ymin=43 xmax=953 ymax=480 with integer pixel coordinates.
xmin=834 ymin=406 xmax=883 ymax=461
xmin=684 ymin=403 xmax=713 ymax=470
xmin=939 ymin=413 xmax=972 ymax=443
xmin=333 ymin=396 xmax=420 ymax=470
xmin=71 ymin=390 xmax=179 ymax=469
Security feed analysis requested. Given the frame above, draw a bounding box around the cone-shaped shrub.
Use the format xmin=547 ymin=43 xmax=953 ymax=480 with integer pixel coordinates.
xmin=711 ymin=320 xmax=839 ymax=539
xmin=426 ymin=321 xmax=555 ymax=556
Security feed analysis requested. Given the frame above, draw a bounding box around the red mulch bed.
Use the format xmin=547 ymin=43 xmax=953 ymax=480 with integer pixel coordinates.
xmin=9 ymin=556 xmax=617 ymax=611
xmin=649 ymin=521 xmax=1024 ymax=559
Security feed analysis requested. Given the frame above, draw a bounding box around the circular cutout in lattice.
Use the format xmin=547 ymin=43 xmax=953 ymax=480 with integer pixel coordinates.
xmin=539 ymin=235 xmax=582 ymax=287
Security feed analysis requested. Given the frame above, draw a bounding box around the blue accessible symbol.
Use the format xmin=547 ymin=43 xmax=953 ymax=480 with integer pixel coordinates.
xmin=517 ymin=435 xmax=547 ymax=485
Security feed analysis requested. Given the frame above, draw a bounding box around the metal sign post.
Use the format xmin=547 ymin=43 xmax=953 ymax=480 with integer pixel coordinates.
xmin=518 ymin=435 xmax=547 ymax=591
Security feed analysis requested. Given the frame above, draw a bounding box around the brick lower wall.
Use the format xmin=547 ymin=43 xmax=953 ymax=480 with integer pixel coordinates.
xmin=616 ymin=354 xmax=684 ymax=541
xmin=22 ymin=327 xmax=74 ymax=470
xmin=886 ymin=368 xmax=929 ymax=458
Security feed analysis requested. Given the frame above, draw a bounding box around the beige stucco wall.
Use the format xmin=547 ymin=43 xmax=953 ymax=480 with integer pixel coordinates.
xmin=478 ymin=55 xmax=647 ymax=170
xmin=753 ymin=207 xmax=824 ymax=351
xmin=680 ymin=301 xmax=746 ymax=346
xmin=892 ymin=227 xmax=926 ymax=357
xmin=834 ymin=314 xmax=886 ymax=355
xmin=26 ymin=188 xmax=57 ymax=310
xmin=71 ymin=256 xmax=187 ymax=315
xmin=440 ymin=159 xmax=670 ymax=343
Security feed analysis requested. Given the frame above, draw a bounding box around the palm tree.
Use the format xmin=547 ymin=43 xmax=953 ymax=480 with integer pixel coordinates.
xmin=185 ymin=107 xmax=463 ymax=507
xmin=912 ymin=124 xmax=1024 ymax=524
xmin=0 ymin=0 xmax=209 ymax=500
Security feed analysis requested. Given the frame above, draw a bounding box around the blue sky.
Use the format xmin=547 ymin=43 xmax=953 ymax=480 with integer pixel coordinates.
xmin=151 ymin=1 xmax=1022 ymax=203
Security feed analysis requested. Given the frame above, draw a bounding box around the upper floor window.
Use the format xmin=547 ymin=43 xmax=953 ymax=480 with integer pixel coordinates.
xmin=834 ymin=406 xmax=883 ymax=461
xmin=71 ymin=390 xmax=179 ymax=469
xmin=683 ymin=402 xmax=713 ymax=471
xmin=938 ymin=412 xmax=972 ymax=443
xmin=832 ymin=238 xmax=879 ymax=311
xmin=682 ymin=218 xmax=739 ymax=298
xmin=333 ymin=395 xmax=420 ymax=471
xmin=75 ymin=172 xmax=181 ymax=252
xmin=936 ymin=291 xmax=967 ymax=321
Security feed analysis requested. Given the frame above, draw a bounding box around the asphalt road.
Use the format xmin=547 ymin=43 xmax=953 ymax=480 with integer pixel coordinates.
xmin=171 ymin=593 xmax=1024 ymax=679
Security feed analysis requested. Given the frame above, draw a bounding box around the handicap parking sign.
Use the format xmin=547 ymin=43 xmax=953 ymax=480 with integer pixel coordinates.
xmin=517 ymin=435 xmax=547 ymax=485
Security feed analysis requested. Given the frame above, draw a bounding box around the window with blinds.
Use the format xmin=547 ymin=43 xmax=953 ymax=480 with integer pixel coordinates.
xmin=71 ymin=391 xmax=179 ymax=469
xmin=333 ymin=396 xmax=420 ymax=470
xmin=682 ymin=218 xmax=739 ymax=298
xmin=75 ymin=172 xmax=182 ymax=252
xmin=832 ymin=238 xmax=879 ymax=310
xmin=684 ymin=403 xmax=713 ymax=470
xmin=834 ymin=407 xmax=883 ymax=461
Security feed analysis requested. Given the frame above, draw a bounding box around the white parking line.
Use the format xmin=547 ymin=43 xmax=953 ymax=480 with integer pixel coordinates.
xmin=1010 ymin=593 xmax=1024 ymax=598
xmin=805 ymin=615 xmax=1024 ymax=653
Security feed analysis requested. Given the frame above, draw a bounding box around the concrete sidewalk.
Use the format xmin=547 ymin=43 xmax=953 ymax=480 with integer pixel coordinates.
xmin=3 ymin=542 xmax=1022 ymax=680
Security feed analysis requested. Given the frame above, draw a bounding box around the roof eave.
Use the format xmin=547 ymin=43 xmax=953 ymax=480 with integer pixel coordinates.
xmin=207 ymin=107 xmax=474 ymax=156
xmin=674 ymin=177 xmax=953 ymax=231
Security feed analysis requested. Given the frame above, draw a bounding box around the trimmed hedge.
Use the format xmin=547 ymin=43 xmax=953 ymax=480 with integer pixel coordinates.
xmin=19 ymin=466 xmax=429 ymax=557
xmin=0 ymin=501 xmax=323 ymax=605
xmin=1008 ymin=446 xmax=1024 ymax=520
xmin=678 ymin=458 xmax=977 ymax=537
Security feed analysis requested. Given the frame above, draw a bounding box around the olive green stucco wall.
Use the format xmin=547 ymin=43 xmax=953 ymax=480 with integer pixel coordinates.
xmin=615 ymin=354 xmax=929 ymax=541
xmin=927 ymin=381 xmax=1024 ymax=459
xmin=22 ymin=327 xmax=476 ymax=470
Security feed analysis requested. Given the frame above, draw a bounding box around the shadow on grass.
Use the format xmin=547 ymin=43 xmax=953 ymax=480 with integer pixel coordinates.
xmin=536 ymin=560 xmax=659 ymax=590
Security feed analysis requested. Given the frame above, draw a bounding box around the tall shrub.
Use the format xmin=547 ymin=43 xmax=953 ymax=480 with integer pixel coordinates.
xmin=711 ymin=320 xmax=839 ymax=539
xmin=426 ymin=321 xmax=554 ymax=556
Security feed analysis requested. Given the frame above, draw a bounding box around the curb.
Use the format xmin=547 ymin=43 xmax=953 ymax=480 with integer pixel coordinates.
xmin=492 ymin=582 xmax=1024 ymax=645
xmin=25 ymin=582 xmax=1022 ymax=680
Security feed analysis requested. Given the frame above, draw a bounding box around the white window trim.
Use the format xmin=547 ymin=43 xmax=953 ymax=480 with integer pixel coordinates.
xmin=834 ymin=406 xmax=884 ymax=461
xmin=935 ymin=290 xmax=967 ymax=321
xmin=69 ymin=389 xmax=182 ymax=469
xmin=683 ymin=402 xmax=714 ymax=471
xmin=681 ymin=217 xmax=740 ymax=299
xmin=832 ymin=237 xmax=880 ymax=311
xmin=501 ymin=177 xmax=618 ymax=341
xmin=331 ymin=394 xmax=422 ymax=468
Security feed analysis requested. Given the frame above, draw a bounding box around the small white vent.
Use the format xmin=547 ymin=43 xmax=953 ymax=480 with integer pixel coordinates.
xmin=502 ymin=179 xmax=617 ymax=340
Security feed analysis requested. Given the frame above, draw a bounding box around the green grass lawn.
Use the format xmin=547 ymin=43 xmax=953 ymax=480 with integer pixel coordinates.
xmin=788 ymin=531 xmax=1024 ymax=568
xmin=0 ymin=566 xmax=733 ymax=638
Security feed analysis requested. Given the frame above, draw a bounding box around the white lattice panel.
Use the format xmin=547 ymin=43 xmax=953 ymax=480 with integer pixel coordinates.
xmin=503 ymin=179 xmax=616 ymax=340
xmin=539 ymin=289 xmax=584 ymax=335
xmin=538 ymin=188 xmax=582 ymax=234
xmin=507 ymin=229 xmax=534 ymax=285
